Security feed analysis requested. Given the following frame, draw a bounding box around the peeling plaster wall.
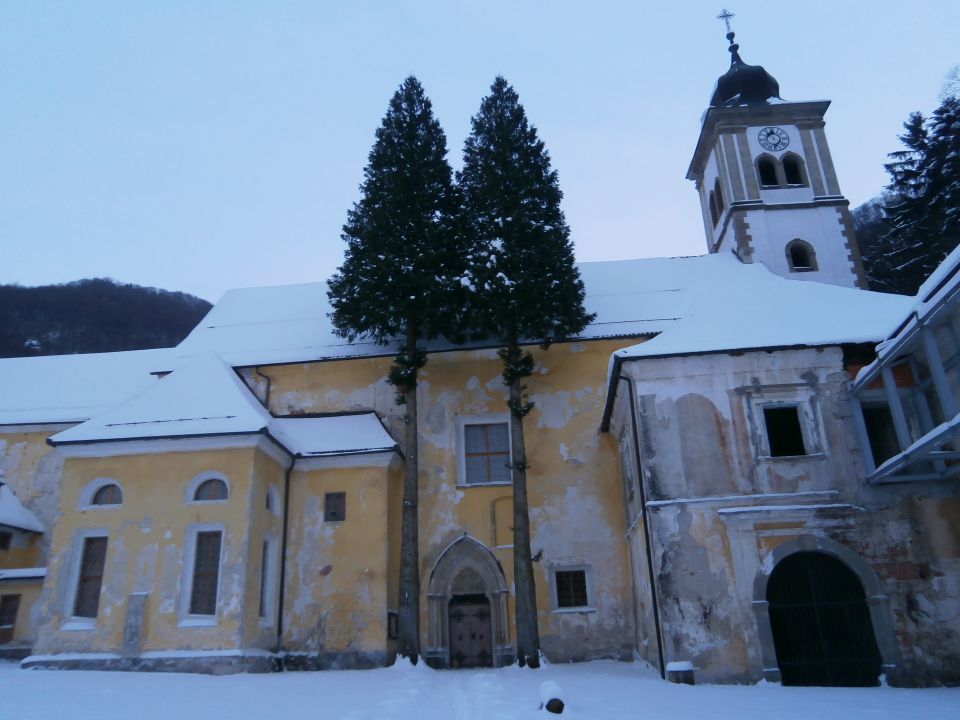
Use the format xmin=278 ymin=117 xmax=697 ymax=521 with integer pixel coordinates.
xmin=615 ymin=347 xmax=960 ymax=685
xmin=0 ymin=427 xmax=66 ymax=564
xmin=281 ymin=463 xmax=393 ymax=664
xmin=254 ymin=339 xmax=637 ymax=663
xmin=32 ymin=447 xmax=258 ymax=657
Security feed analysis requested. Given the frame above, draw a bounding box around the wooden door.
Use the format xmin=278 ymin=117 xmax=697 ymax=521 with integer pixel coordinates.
xmin=448 ymin=594 xmax=492 ymax=668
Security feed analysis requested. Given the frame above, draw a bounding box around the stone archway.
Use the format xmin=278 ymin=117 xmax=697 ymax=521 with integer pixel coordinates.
xmin=425 ymin=535 xmax=512 ymax=668
xmin=752 ymin=535 xmax=900 ymax=684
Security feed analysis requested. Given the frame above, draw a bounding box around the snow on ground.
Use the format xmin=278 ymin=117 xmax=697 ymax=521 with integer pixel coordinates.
xmin=1 ymin=660 xmax=957 ymax=720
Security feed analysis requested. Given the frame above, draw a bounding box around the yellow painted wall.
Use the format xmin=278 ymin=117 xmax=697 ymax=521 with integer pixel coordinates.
xmin=32 ymin=446 xmax=267 ymax=656
xmin=255 ymin=337 xmax=638 ymax=660
xmin=0 ymin=580 xmax=43 ymax=645
xmin=281 ymin=461 xmax=394 ymax=657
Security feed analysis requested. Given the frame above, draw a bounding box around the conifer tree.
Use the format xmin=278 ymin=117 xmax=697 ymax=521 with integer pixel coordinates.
xmin=327 ymin=76 xmax=464 ymax=662
xmin=458 ymin=77 xmax=594 ymax=668
xmin=878 ymin=96 xmax=960 ymax=294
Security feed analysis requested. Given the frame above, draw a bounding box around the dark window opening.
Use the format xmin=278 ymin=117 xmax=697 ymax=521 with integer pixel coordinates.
xmin=387 ymin=611 xmax=398 ymax=640
xmin=555 ymin=570 xmax=589 ymax=608
xmin=258 ymin=540 xmax=269 ymax=618
xmin=862 ymin=404 xmax=900 ymax=467
xmin=790 ymin=244 xmax=812 ymax=270
xmin=709 ymin=191 xmax=719 ymax=226
xmin=764 ymin=406 xmax=808 ymax=456
xmin=74 ymin=536 xmax=108 ymax=618
xmin=193 ymin=478 xmax=228 ymax=502
xmin=0 ymin=594 xmax=20 ymax=644
xmin=783 ymin=155 xmax=806 ymax=185
xmin=714 ymin=178 xmax=725 ymax=214
xmin=189 ymin=531 xmax=222 ymax=616
xmin=324 ymin=492 xmax=346 ymax=522
xmin=0 ymin=531 xmax=11 ymax=551
xmin=464 ymin=422 xmax=511 ymax=484
xmin=758 ymin=157 xmax=779 ymax=186
xmin=92 ymin=483 xmax=122 ymax=506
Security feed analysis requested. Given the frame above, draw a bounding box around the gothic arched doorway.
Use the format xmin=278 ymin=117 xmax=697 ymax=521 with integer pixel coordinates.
xmin=767 ymin=551 xmax=882 ymax=686
xmin=425 ymin=535 xmax=512 ymax=668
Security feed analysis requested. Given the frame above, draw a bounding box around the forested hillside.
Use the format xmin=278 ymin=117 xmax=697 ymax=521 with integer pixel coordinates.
xmin=0 ymin=278 xmax=212 ymax=358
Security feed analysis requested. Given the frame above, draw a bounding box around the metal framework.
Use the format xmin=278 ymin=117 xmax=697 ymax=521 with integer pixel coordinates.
xmin=851 ymin=256 xmax=960 ymax=483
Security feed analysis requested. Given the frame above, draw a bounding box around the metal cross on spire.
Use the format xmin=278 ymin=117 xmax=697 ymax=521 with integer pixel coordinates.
xmin=717 ymin=8 xmax=735 ymax=34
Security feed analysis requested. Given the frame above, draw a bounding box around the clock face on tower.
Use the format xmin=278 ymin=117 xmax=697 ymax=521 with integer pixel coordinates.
xmin=758 ymin=126 xmax=790 ymax=152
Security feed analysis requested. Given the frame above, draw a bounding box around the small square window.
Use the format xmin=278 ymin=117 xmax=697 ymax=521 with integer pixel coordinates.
xmin=324 ymin=492 xmax=346 ymax=522
xmin=0 ymin=531 xmax=11 ymax=551
xmin=555 ymin=569 xmax=589 ymax=609
xmin=763 ymin=406 xmax=807 ymax=456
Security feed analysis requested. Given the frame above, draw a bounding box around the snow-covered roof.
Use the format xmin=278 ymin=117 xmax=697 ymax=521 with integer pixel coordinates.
xmin=0 ymin=567 xmax=47 ymax=581
xmin=611 ymin=253 xmax=913 ymax=360
xmin=51 ymin=353 xmax=271 ymax=444
xmin=47 ymin=353 xmax=397 ymax=458
xmin=172 ymin=259 xmax=687 ymax=367
xmin=0 ymin=348 xmax=169 ymax=425
xmin=270 ymin=414 xmax=397 ymax=456
xmin=0 ymin=483 xmax=45 ymax=533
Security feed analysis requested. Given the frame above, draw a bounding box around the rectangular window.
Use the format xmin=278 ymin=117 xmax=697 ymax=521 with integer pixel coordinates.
xmin=324 ymin=492 xmax=346 ymax=522
xmin=258 ymin=540 xmax=269 ymax=619
xmin=73 ymin=536 xmax=108 ymax=618
xmin=0 ymin=531 xmax=11 ymax=551
xmin=862 ymin=403 xmax=900 ymax=467
xmin=0 ymin=594 xmax=20 ymax=643
xmin=464 ymin=422 xmax=511 ymax=485
xmin=387 ymin=611 xmax=398 ymax=640
xmin=555 ymin=569 xmax=589 ymax=609
xmin=189 ymin=531 xmax=222 ymax=616
xmin=763 ymin=406 xmax=807 ymax=456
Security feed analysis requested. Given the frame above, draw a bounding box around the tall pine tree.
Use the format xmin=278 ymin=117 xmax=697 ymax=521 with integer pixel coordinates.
xmin=878 ymin=95 xmax=960 ymax=294
xmin=327 ymin=77 xmax=464 ymax=662
xmin=458 ymin=77 xmax=594 ymax=668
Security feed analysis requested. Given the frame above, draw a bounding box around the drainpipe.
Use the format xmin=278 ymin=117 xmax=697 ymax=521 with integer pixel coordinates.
xmin=620 ymin=373 xmax=666 ymax=679
xmin=254 ymin=367 xmax=273 ymax=408
xmin=275 ymin=452 xmax=296 ymax=662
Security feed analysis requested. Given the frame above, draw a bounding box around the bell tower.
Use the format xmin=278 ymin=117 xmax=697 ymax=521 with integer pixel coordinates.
xmin=686 ymin=14 xmax=867 ymax=289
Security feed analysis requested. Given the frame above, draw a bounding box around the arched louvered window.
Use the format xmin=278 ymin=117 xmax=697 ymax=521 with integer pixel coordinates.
xmin=757 ymin=156 xmax=779 ymax=187
xmin=782 ymin=153 xmax=806 ymax=186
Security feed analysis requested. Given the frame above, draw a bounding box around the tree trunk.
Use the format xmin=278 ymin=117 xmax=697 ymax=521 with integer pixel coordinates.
xmin=507 ymin=344 xmax=541 ymax=668
xmin=397 ymin=324 xmax=421 ymax=662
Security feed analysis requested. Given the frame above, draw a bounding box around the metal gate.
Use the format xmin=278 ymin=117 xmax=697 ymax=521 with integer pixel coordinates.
xmin=767 ymin=551 xmax=882 ymax=686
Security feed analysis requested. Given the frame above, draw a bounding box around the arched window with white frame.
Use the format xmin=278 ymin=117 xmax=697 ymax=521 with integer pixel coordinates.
xmin=78 ymin=478 xmax=123 ymax=509
xmin=185 ymin=473 xmax=230 ymax=504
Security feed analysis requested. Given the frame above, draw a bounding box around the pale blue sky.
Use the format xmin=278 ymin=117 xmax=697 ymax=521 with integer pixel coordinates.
xmin=2 ymin=1 xmax=957 ymax=302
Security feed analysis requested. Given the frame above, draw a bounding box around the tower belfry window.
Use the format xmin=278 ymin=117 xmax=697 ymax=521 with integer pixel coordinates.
xmin=758 ymin=156 xmax=778 ymax=187
xmin=782 ymin=154 xmax=806 ymax=186
xmin=786 ymin=239 xmax=818 ymax=272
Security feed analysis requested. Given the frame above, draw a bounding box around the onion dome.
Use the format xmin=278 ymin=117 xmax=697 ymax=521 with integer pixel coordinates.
xmin=710 ymin=32 xmax=781 ymax=107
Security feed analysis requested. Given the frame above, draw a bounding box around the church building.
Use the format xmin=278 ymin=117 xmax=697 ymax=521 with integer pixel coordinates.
xmin=1 ymin=33 xmax=958 ymax=686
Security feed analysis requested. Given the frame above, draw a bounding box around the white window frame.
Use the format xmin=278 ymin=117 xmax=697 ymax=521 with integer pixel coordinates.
xmin=456 ymin=413 xmax=513 ymax=487
xmin=258 ymin=533 xmax=279 ymax=627
xmin=62 ymin=527 xmax=110 ymax=630
xmin=77 ymin=477 xmax=123 ymax=510
xmin=179 ymin=523 xmax=225 ymax=627
xmin=185 ymin=472 xmax=230 ymax=505
xmin=745 ymin=386 xmax=825 ymax=460
xmin=548 ymin=563 xmax=596 ymax=614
